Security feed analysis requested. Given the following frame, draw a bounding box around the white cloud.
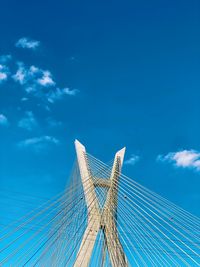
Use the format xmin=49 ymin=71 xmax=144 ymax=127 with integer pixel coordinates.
xmin=18 ymin=111 xmax=38 ymax=131
xmin=12 ymin=62 xmax=79 ymax=103
xmin=158 ymin=149 xmax=200 ymax=171
xmin=12 ymin=63 xmax=54 ymax=89
xmin=29 ymin=65 xmax=39 ymax=74
xmin=47 ymin=87 xmax=79 ymax=103
xmin=16 ymin=37 xmax=40 ymax=50
xmin=37 ymin=71 xmax=55 ymax=87
xmin=17 ymin=135 xmax=60 ymax=152
xmin=125 ymin=154 xmax=140 ymax=165
xmin=0 ymin=114 xmax=9 ymax=126
xmin=0 ymin=64 xmax=9 ymax=83
xmin=0 ymin=72 xmax=7 ymax=81
xmin=12 ymin=63 xmax=27 ymax=84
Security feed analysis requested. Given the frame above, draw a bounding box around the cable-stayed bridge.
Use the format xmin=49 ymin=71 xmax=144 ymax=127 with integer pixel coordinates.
xmin=0 ymin=140 xmax=199 ymax=266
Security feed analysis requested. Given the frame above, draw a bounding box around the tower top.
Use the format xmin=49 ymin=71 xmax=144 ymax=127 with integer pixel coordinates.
xmin=74 ymin=139 xmax=126 ymax=159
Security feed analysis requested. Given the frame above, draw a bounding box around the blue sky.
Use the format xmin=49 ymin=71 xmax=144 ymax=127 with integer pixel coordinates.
xmin=0 ymin=0 xmax=200 ymax=225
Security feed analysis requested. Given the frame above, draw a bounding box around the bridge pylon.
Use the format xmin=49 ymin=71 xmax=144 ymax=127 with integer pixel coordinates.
xmin=74 ymin=140 xmax=128 ymax=267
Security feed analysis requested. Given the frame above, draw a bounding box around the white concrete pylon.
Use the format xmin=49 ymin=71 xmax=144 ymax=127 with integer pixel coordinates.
xmin=74 ymin=140 xmax=100 ymax=267
xmin=74 ymin=140 xmax=128 ymax=267
xmin=101 ymin=147 xmax=128 ymax=267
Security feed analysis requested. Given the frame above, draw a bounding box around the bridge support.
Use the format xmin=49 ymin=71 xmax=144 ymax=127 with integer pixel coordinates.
xmin=74 ymin=140 xmax=128 ymax=267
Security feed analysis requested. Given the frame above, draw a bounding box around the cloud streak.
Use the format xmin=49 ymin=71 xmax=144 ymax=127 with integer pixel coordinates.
xmin=46 ymin=117 xmax=62 ymax=128
xmin=18 ymin=135 xmax=60 ymax=152
xmin=16 ymin=37 xmax=40 ymax=50
xmin=18 ymin=111 xmax=38 ymax=131
xmin=124 ymin=154 xmax=140 ymax=165
xmin=47 ymin=88 xmax=79 ymax=103
xmin=158 ymin=149 xmax=200 ymax=171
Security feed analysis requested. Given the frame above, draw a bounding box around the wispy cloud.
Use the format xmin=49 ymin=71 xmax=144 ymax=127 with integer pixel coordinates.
xmin=17 ymin=135 xmax=60 ymax=152
xmin=18 ymin=111 xmax=38 ymax=131
xmin=157 ymin=150 xmax=200 ymax=171
xmin=46 ymin=117 xmax=62 ymax=128
xmin=0 ymin=54 xmax=12 ymax=63
xmin=0 ymin=64 xmax=9 ymax=83
xmin=21 ymin=97 xmax=28 ymax=102
xmin=47 ymin=88 xmax=79 ymax=103
xmin=0 ymin=114 xmax=9 ymax=126
xmin=124 ymin=154 xmax=140 ymax=165
xmin=16 ymin=37 xmax=40 ymax=50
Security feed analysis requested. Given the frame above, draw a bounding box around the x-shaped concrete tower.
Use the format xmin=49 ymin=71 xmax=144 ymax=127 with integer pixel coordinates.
xmin=74 ymin=140 xmax=128 ymax=267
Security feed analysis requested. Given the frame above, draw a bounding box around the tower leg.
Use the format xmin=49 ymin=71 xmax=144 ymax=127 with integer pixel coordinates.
xmin=73 ymin=218 xmax=100 ymax=267
xmin=73 ymin=140 xmax=128 ymax=267
xmin=74 ymin=140 xmax=100 ymax=267
xmin=102 ymin=148 xmax=128 ymax=267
